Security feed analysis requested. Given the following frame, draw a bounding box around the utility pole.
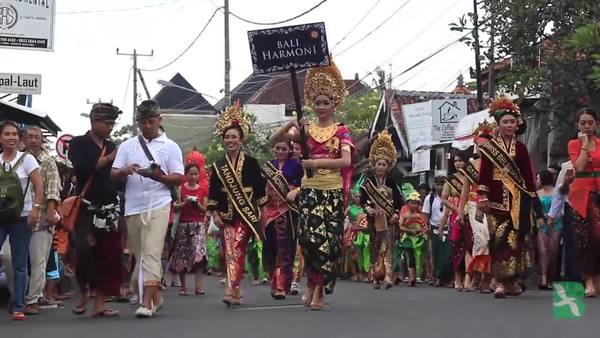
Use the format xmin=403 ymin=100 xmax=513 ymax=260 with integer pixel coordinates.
xmin=472 ymin=0 xmax=484 ymax=110
xmin=487 ymin=6 xmax=496 ymax=99
xmin=117 ymin=48 xmax=153 ymax=136
xmin=224 ymin=0 xmax=231 ymax=107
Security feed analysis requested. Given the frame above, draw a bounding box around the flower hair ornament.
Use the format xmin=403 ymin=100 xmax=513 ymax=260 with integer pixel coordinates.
xmin=214 ymin=100 xmax=252 ymax=137
xmin=304 ymin=55 xmax=348 ymax=107
xmin=369 ymin=130 xmax=397 ymax=169
xmin=488 ymin=95 xmax=523 ymax=126
xmin=472 ymin=120 xmax=497 ymax=139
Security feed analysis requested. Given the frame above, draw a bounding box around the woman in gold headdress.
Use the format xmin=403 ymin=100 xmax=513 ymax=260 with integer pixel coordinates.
xmin=476 ymin=96 xmax=543 ymax=298
xmin=360 ymin=131 xmax=403 ymax=289
xmin=207 ymin=102 xmax=268 ymax=306
xmin=271 ymin=56 xmax=353 ymax=310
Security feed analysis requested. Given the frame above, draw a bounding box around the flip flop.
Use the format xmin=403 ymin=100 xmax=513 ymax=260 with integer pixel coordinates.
xmin=72 ymin=305 xmax=87 ymax=316
xmin=195 ymin=289 xmax=205 ymax=295
xmin=11 ymin=312 xmax=25 ymax=321
xmin=179 ymin=289 xmax=189 ymax=296
xmin=93 ymin=309 xmax=120 ymax=318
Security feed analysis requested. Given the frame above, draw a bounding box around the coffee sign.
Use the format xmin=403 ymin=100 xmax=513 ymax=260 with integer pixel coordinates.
xmin=248 ymin=22 xmax=329 ymax=74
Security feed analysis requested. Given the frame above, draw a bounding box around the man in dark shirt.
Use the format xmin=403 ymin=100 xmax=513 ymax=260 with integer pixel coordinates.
xmin=68 ymin=103 xmax=123 ymax=317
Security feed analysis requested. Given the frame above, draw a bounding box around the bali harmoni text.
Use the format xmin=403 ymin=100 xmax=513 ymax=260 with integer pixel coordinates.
xmin=261 ymin=39 xmax=318 ymax=61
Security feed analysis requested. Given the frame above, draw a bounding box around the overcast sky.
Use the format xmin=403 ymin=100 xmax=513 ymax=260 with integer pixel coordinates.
xmin=3 ymin=0 xmax=475 ymax=137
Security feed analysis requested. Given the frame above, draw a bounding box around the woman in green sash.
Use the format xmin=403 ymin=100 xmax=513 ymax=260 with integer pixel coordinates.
xmin=476 ymin=96 xmax=543 ymax=298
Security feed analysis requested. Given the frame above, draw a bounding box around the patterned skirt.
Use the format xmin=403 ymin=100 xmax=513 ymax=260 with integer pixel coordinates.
xmin=298 ymin=187 xmax=344 ymax=294
xmin=570 ymin=192 xmax=600 ymax=278
xmin=487 ymin=211 xmax=532 ymax=282
xmin=169 ymin=221 xmax=207 ymax=273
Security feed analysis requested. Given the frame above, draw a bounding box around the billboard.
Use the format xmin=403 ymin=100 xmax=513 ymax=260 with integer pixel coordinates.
xmin=0 ymin=0 xmax=55 ymax=51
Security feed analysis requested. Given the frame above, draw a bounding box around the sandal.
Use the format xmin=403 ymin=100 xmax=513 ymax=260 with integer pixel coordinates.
xmin=179 ymin=289 xmax=189 ymax=296
xmin=493 ymin=287 xmax=506 ymax=299
xmin=222 ymin=294 xmax=233 ymax=306
xmin=584 ymin=288 xmax=597 ymax=298
xmin=195 ymin=289 xmax=205 ymax=295
xmin=11 ymin=312 xmax=25 ymax=321
xmin=72 ymin=302 xmax=87 ymax=316
xmin=93 ymin=309 xmax=120 ymax=318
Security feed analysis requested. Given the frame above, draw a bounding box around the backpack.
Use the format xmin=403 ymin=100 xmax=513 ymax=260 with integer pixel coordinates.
xmin=0 ymin=153 xmax=29 ymax=222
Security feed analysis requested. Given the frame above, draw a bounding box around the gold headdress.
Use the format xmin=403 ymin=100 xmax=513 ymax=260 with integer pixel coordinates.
xmin=472 ymin=120 xmax=497 ymax=139
xmin=489 ymin=95 xmax=523 ymax=126
xmin=214 ymin=101 xmax=252 ymax=137
xmin=369 ymin=130 xmax=397 ymax=169
xmin=304 ymin=55 xmax=348 ymax=107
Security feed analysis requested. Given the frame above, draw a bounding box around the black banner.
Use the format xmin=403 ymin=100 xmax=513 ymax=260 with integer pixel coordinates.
xmin=445 ymin=174 xmax=464 ymax=196
xmin=362 ymin=180 xmax=395 ymax=219
xmin=213 ymin=161 xmax=263 ymax=240
xmin=459 ymin=161 xmax=479 ymax=185
xmin=248 ymin=22 xmax=329 ymax=74
xmin=260 ymin=161 xmax=298 ymax=213
xmin=479 ymin=138 xmax=535 ymax=197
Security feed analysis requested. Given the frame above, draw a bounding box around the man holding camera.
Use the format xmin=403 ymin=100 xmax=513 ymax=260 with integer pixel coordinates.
xmin=111 ymin=100 xmax=184 ymax=318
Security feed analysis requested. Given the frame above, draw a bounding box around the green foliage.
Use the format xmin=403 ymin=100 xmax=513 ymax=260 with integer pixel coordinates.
xmin=337 ymin=89 xmax=381 ymax=140
xmin=568 ymin=23 xmax=600 ymax=89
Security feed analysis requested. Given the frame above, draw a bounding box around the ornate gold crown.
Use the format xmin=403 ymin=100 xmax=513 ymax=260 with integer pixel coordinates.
xmin=472 ymin=120 xmax=497 ymax=138
xmin=369 ymin=130 xmax=397 ymax=169
xmin=214 ymin=101 xmax=252 ymax=137
xmin=304 ymin=55 xmax=348 ymax=107
xmin=489 ymin=95 xmax=523 ymax=126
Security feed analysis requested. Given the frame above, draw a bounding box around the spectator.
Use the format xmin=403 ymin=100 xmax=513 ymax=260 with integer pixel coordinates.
xmin=111 ymin=100 xmax=184 ymax=318
xmin=23 ymin=126 xmax=62 ymax=315
xmin=0 ymin=120 xmax=44 ymax=321
xmin=69 ymin=103 xmax=123 ymax=317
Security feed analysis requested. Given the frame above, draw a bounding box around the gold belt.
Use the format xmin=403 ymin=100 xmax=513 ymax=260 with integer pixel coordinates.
xmin=301 ymin=169 xmax=342 ymax=190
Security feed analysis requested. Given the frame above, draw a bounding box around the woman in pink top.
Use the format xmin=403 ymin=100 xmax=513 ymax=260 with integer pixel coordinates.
xmin=568 ymin=108 xmax=600 ymax=298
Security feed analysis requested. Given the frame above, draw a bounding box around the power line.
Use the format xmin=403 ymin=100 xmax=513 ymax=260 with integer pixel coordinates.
xmin=337 ymin=0 xmax=413 ymax=56
xmin=121 ymin=66 xmax=133 ymax=110
xmin=331 ymin=0 xmax=382 ymax=51
xmin=347 ymin=31 xmax=471 ymax=101
xmin=139 ymin=7 xmax=221 ymax=72
xmin=227 ymin=0 xmax=329 ymax=26
xmin=57 ymin=0 xmax=183 ymax=14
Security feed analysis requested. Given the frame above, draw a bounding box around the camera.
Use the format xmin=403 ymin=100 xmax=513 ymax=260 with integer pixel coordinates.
xmin=137 ymin=162 xmax=160 ymax=176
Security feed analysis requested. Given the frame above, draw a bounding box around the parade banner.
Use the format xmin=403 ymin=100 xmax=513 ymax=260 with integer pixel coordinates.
xmin=0 ymin=0 xmax=55 ymax=51
xmin=248 ymin=22 xmax=329 ymax=74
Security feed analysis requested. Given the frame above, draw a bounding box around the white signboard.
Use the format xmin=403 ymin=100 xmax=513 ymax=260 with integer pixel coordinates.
xmin=401 ymin=101 xmax=432 ymax=153
xmin=412 ymin=148 xmax=430 ymax=173
xmin=431 ymin=99 xmax=468 ymax=142
xmin=0 ymin=0 xmax=55 ymax=51
xmin=0 ymin=72 xmax=41 ymax=94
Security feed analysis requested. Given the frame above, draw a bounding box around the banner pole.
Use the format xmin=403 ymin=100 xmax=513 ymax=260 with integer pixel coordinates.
xmin=289 ymin=68 xmax=313 ymax=178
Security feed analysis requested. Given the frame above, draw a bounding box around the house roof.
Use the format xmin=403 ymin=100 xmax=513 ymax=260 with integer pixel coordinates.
xmin=215 ymin=70 xmax=370 ymax=111
xmin=153 ymin=73 xmax=216 ymax=114
xmin=0 ymin=99 xmax=61 ymax=136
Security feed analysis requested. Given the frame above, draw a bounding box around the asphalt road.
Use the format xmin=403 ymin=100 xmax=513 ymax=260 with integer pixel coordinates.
xmin=1 ymin=276 xmax=599 ymax=337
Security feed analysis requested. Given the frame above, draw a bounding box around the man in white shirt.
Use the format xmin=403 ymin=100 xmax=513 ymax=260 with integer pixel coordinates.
xmin=422 ymin=176 xmax=452 ymax=286
xmin=112 ymin=100 xmax=184 ymax=318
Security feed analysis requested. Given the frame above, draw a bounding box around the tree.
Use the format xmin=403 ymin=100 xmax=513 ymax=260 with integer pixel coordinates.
xmin=111 ymin=124 xmax=135 ymax=146
xmin=337 ymin=89 xmax=381 ymax=140
xmin=451 ymin=1 xmax=600 ymax=163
